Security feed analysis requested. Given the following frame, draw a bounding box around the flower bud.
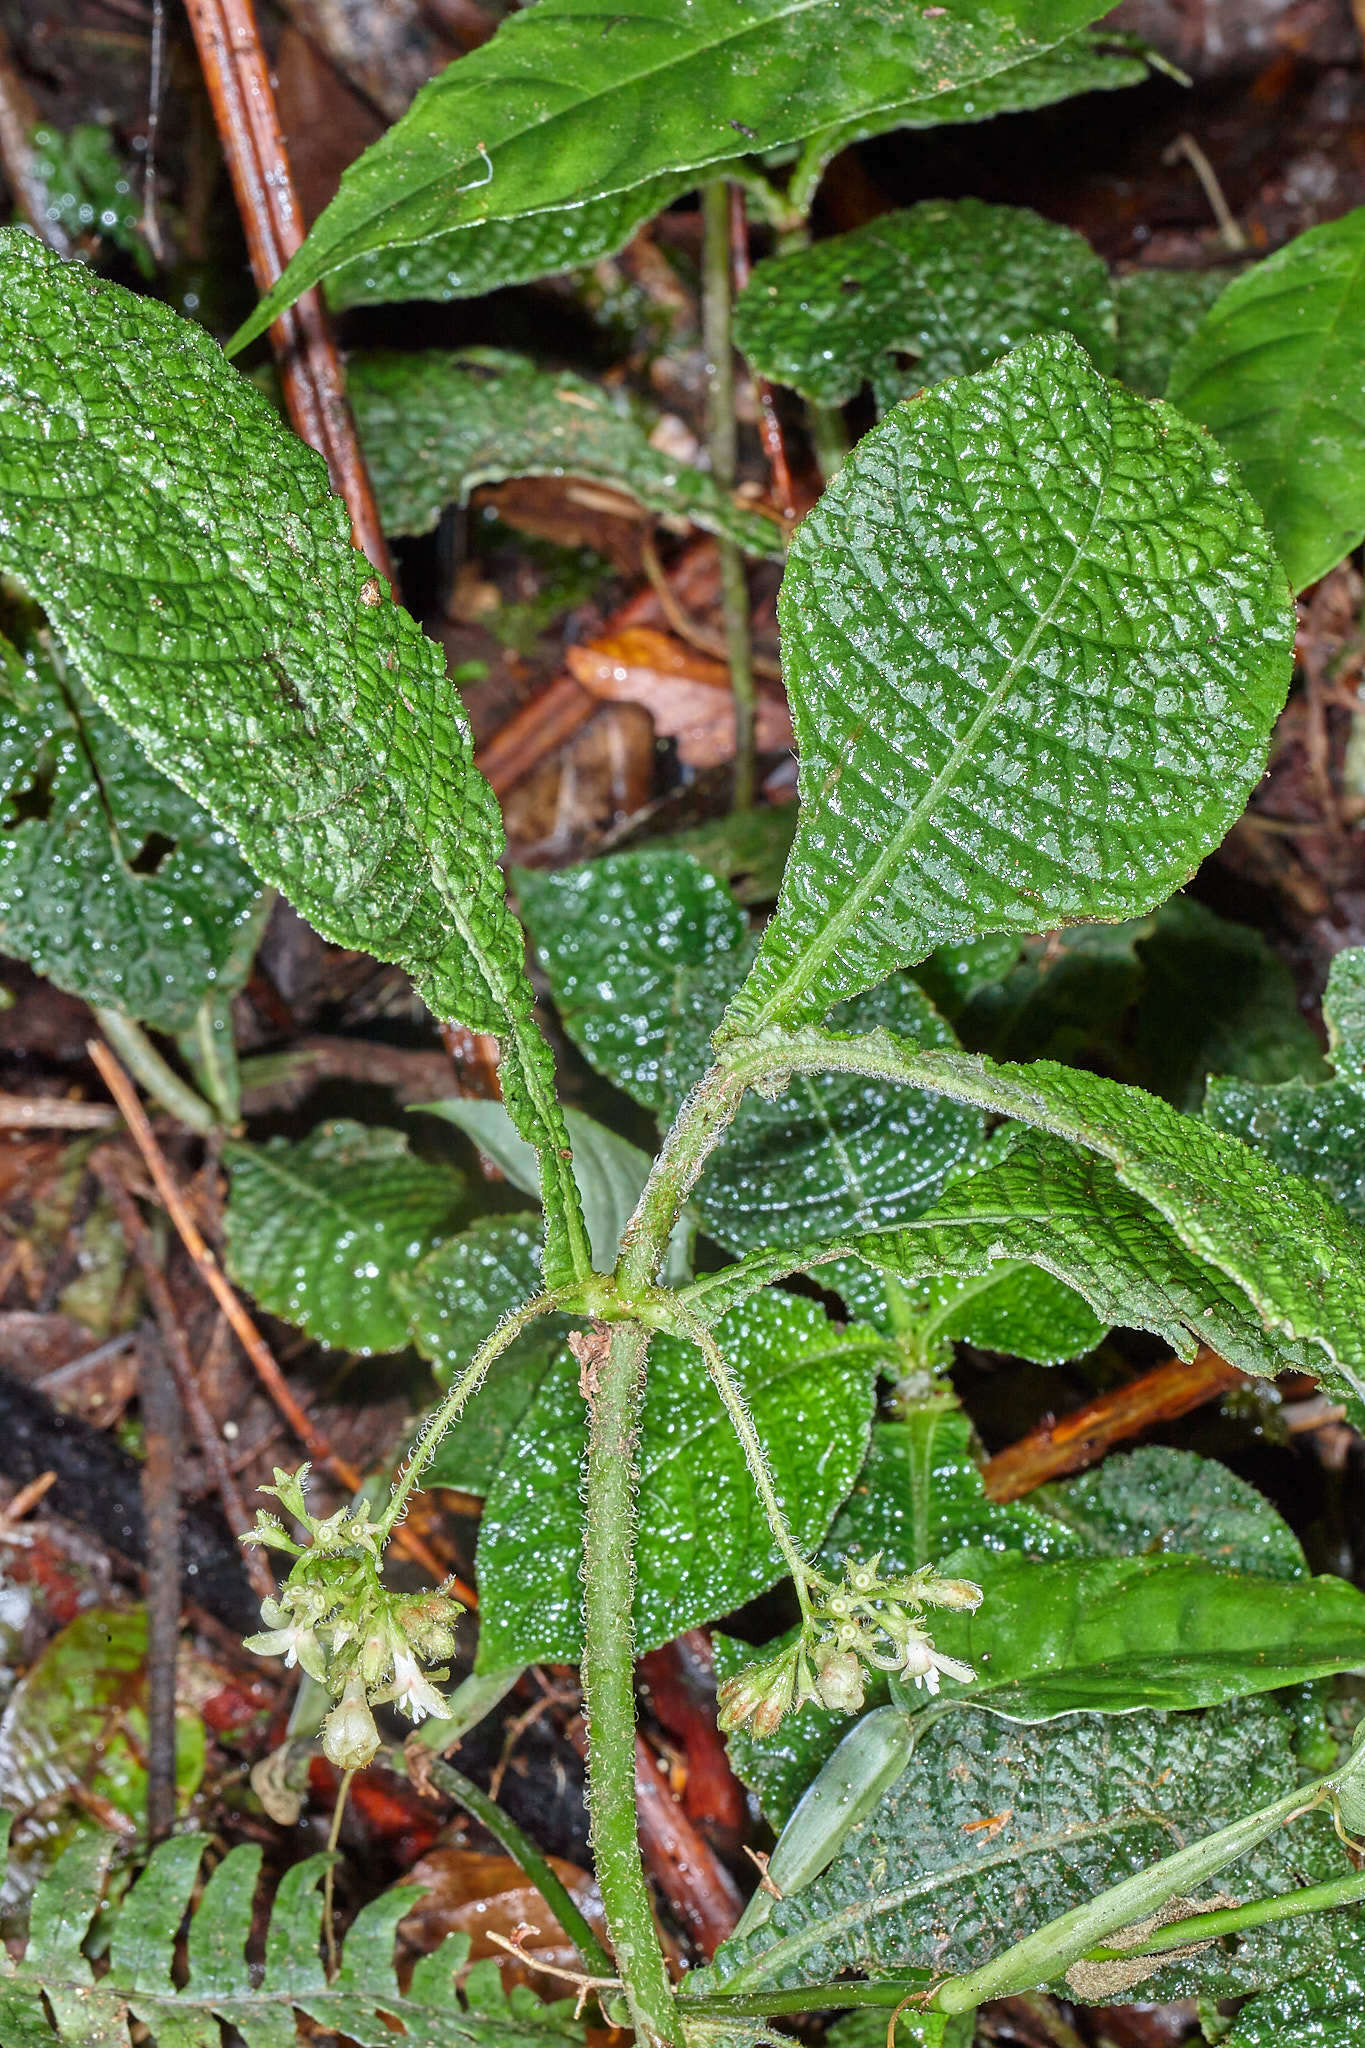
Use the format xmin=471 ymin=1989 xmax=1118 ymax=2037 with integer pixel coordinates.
xmin=922 ymin=1576 xmax=983 ymax=1613
xmin=813 ymin=1649 xmax=865 ymax=1715
xmin=321 ymin=1676 xmax=381 ymax=1772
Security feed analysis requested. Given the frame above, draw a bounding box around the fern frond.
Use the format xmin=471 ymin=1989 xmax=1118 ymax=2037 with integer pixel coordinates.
xmin=0 ymin=1813 xmax=584 ymax=2048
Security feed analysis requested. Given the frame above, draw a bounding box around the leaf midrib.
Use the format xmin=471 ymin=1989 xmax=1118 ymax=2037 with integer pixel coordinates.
xmin=746 ymin=405 xmax=1113 ymax=1033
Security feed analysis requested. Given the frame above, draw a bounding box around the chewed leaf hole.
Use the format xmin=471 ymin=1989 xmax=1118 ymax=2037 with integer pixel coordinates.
xmin=130 ymin=830 xmax=176 ymax=875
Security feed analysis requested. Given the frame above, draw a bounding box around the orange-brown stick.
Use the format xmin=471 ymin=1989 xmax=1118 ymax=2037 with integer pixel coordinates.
xmin=981 ymin=1347 xmax=1249 ymax=1503
xmin=183 ymin=0 xmax=395 ymax=584
xmin=89 ymin=1038 xmax=474 ymax=1600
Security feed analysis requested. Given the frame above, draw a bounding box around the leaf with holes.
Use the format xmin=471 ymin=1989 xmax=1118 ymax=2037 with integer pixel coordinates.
xmin=716 ymin=334 xmax=1294 ymax=1041
xmin=0 ymin=231 xmax=588 ymax=1288
xmin=229 ymin=0 xmax=1119 ymax=347
xmin=474 ymin=1290 xmax=881 ymax=1668
xmin=1169 ymin=205 xmax=1365 ymax=591
xmin=223 ymin=1122 xmax=469 ymax=1356
xmin=734 ymin=200 xmax=1115 ymax=411
xmin=0 ymin=612 xmax=261 ymax=1033
xmin=349 ymin=351 xmax=781 ymax=556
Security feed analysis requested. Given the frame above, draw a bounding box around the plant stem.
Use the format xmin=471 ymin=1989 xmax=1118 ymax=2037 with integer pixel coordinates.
xmin=380 ymin=1290 xmax=563 ymax=1535
xmin=680 ymin=1979 xmax=931 ymax=2019
xmin=702 ymin=177 xmax=757 ymax=814
xmin=1081 ymin=1865 xmax=1365 ymax=1961
xmin=807 ymin=400 xmax=850 ymax=484
xmin=425 ymin=1758 xmax=616 ymax=1979
xmin=190 ymin=992 xmax=242 ymax=1127
xmin=669 ymin=1302 xmax=821 ymax=1616
xmin=93 ymin=1006 xmax=218 ymax=1135
xmin=581 ymin=1319 xmax=683 ymax=2048
xmin=617 ymin=1062 xmax=746 ymax=1293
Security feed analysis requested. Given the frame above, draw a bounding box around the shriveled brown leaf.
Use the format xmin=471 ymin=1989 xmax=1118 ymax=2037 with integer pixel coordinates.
xmin=398 ymin=1847 xmax=608 ymax=1996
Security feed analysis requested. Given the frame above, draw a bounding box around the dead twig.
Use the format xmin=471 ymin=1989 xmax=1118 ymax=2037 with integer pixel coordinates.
xmin=640 ymin=535 xmax=781 ymax=679
xmin=0 ymin=1091 xmax=119 ymax=1131
xmin=981 ymin=1347 xmax=1249 ymax=1502
xmin=137 ymin=1325 xmax=181 ymax=1845
xmin=728 ymin=182 xmax=801 ymax=525
xmin=89 ymin=1041 xmax=473 ymax=1599
xmin=0 ymin=1467 xmax=57 ymax=1539
xmin=182 ymin=0 xmax=395 ymax=581
xmin=486 ymin=1928 xmax=623 ymax=2017
xmin=91 ymin=1147 xmax=275 ymax=1606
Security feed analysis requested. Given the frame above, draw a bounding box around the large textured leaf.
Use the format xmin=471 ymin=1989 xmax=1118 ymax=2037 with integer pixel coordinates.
xmin=519 ymin=852 xmax=982 ymax=1253
xmin=0 ymin=1826 xmax=583 ymax=2047
xmin=0 ymin=231 xmax=588 ymax=1288
xmin=1224 ymin=1937 xmax=1365 ymax=2048
xmin=705 ymin=1697 xmax=1355 ymax=1999
xmin=474 ymin=1291 xmax=881 ymax=1668
xmin=1168 ymin=205 xmax=1365 ymax=591
xmin=733 ymin=200 xmax=1115 ymax=411
xmin=223 ymin=1123 xmax=468 ymax=1356
xmin=1035 ymin=1446 xmax=1307 ymax=1581
xmin=349 ymin=350 xmax=781 ymax=556
xmin=0 ymin=619 xmax=262 ymax=1033
xmin=1207 ymin=944 xmax=1365 ymax=1223
xmin=230 ymin=0 xmax=1116 ymax=346
xmin=723 ymin=1033 xmax=1365 ymax=1399
xmin=717 ymin=335 xmax=1294 ymax=1041
xmin=1114 ymin=266 xmax=1233 ymax=398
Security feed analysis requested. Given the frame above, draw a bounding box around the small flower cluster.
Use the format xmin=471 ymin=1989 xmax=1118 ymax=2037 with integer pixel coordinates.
xmin=242 ymin=1465 xmax=463 ymax=1771
xmin=717 ymin=1554 xmax=982 ymax=1737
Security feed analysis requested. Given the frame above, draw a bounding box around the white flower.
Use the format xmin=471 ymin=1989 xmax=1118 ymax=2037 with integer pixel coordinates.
xmin=899 ymin=1634 xmax=975 ymax=1695
xmin=243 ymin=1618 xmax=327 ymax=1684
xmin=390 ymin=1647 xmax=451 ymax=1725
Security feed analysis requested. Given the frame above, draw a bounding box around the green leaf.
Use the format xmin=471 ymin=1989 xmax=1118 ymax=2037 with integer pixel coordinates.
xmin=325 ymin=172 xmax=694 ymax=310
xmin=1037 ymin=1446 xmax=1307 ymax=1580
xmin=421 ymin=1097 xmax=692 ymax=1282
xmin=717 ymin=334 xmax=1294 ymax=1041
xmin=349 ymin=350 xmax=781 ymax=556
xmin=731 ymin=1034 xmax=1365 ymax=1402
xmin=734 ymin=200 xmax=1115 ymax=411
xmin=229 ymin=0 xmax=1118 ymax=346
xmin=1114 ymin=266 xmax=1234 ymax=398
xmin=790 ymin=31 xmax=1152 ymax=209
xmin=633 ymin=804 xmax=799 ymax=907
xmin=927 ymin=1551 xmax=1365 ymax=1717
xmin=223 ymin=1122 xmax=468 ymax=1356
xmin=706 ymin=1697 xmax=1356 ymax=1998
xmin=1207 ymin=944 xmax=1365 ymax=1224
xmin=823 ymin=1253 xmax=1108 ymax=1369
xmin=0 ymin=1827 xmax=584 ymax=2046
xmin=474 ymin=1291 xmax=881 ymax=1668
xmin=0 ymin=616 xmax=261 ymax=1033
xmin=519 ymin=852 xmax=983 ymax=1255
xmin=401 ymin=1215 xmax=573 ymax=1495
xmin=0 ymin=230 xmax=589 ymax=1290
xmin=827 ymin=2011 xmax=973 ymax=2048
xmin=1168 ymin=205 xmax=1365 ymax=592
xmin=1224 ymin=1933 xmax=1365 ymax=2048
xmin=516 ymin=852 xmax=751 ymax=1117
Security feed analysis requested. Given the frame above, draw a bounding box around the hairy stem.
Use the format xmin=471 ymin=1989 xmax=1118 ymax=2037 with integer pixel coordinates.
xmin=582 ymin=1320 xmax=683 ymax=2048
xmin=702 ymin=177 xmax=757 ymax=814
xmin=380 ymin=1291 xmax=563 ymax=1535
xmin=670 ymin=1302 xmax=822 ymax=1616
xmin=94 ymin=1006 xmax=218 ymax=1135
xmin=1084 ymin=1865 xmax=1365 ymax=1962
xmin=426 ymin=1758 xmax=616 ymax=1979
xmin=617 ymin=1062 xmax=747 ymax=1293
